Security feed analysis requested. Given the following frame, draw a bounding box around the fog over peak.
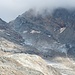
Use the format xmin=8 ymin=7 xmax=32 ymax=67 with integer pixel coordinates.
xmin=0 ymin=0 xmax=75 ymax=22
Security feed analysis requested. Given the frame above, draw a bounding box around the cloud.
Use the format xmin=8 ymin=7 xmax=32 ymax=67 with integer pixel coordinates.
xmin=0 ymin=0 xmax=75 ymax=22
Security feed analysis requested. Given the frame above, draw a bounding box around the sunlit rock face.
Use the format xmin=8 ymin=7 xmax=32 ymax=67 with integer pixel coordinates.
xmin=0 ymin=53 xmax=61 ymax=75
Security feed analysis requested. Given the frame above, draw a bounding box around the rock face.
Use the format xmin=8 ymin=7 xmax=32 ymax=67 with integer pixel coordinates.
xmin=46 ymin=56 xmax=75 ymax=75
xmin=9 ymin=8 xmax=75 ymax=57
xmin=0 ymin=53 xmax=61 ymax=75
xmin=0 ymin=18 xmax=40 ymax=55
xmin=0 ymin=18 xmax=24 ymax=45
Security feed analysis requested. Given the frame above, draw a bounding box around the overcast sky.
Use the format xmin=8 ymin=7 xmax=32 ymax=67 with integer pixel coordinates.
xmin=0 ymin=0 xmax=75 ymax=22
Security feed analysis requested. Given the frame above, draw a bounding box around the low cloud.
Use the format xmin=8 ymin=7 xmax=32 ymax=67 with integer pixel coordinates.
xmin=0 ymin=0 xmax=75 ymax=22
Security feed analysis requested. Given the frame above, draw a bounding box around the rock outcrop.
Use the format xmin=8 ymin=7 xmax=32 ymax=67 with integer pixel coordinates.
xmin=0 ymin=53 xmax=61 ymax=75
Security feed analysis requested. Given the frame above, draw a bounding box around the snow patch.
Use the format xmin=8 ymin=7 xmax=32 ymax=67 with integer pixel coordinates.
xmin=30 ymin=30 xmax=41 ymax=34
xmin=48 ymin=35 xmax=51 ymax=37
xmin=24 ymin=40 xmax=33 ymax=46
xmin=60 ymin=27 xmax=66 ymax=33
xmin=0 ymin=29 xmax=5 ymax=32
xmin=6 ymin=33 xmax=10 ymax=36
xmin=23 ymin=31 xmax=28 ymax=33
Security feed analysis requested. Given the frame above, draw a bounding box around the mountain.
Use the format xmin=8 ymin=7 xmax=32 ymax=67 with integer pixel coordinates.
xmin=0 ymin=18 xmax=60 ymax=75
xmin=9 ymin=8 xmax=75 ymax=57
xmin=0 ymin=8 xmax=75 ymax=75
xmin=0 ymin=18 xmax=41 ymax=55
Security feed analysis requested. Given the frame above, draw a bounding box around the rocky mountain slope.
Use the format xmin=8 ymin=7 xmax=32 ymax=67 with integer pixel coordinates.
xmin=0 ymin=18 xmax=41 ymax=55
xmin=0 ymin=17 xmax=61 ymax=75
xmin=0 ymin=8 xmax=75 ymax=75
xmin=9 ymin=8 xmax=75 ymax=57
xmin=0 ymin=18 xmax=24 ymax=45
xmin=0 ymin=51 xmax=62 ymax=75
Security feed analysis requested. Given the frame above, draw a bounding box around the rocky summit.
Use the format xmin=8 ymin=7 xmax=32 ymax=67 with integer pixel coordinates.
xmin=0 ymin=8 xmax=75 ymax=75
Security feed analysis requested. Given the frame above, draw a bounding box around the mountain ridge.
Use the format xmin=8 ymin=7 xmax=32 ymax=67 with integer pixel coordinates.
xmin=0 ymin=8 xmax=75 ymax=75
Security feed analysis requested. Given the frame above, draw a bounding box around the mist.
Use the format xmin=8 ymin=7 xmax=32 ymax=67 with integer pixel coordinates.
xmin=0 ymin=0 xmax=75 ymax=22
